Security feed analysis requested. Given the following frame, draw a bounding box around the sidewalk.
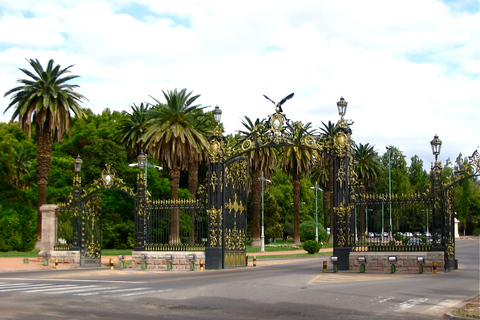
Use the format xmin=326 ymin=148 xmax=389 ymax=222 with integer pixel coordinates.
xmin=0 ymin=248 xmax=333 ymax=273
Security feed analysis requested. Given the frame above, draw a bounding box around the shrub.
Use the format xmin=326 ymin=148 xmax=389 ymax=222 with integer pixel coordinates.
xmin=302 ymin=240 xmax=321 ymax=254
xmin=300 ymin=221 xmax=328 ymax=243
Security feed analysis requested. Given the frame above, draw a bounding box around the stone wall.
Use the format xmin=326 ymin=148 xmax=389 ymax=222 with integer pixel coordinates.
xmin=349 ymin=251 xmax=445 ymax=273
xmin=132 ymin=251 xmax=206 ymax=271
xmin=49 ymin=251 xmax=80 ymax=265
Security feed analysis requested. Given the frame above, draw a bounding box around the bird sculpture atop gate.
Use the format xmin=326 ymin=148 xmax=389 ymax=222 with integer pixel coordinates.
xmin=263 ymin=92 xmax=294 ymax=113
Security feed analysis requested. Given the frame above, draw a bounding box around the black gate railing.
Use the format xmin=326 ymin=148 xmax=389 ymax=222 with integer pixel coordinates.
xmin=144 ymin=199 xmax=208 ymax=251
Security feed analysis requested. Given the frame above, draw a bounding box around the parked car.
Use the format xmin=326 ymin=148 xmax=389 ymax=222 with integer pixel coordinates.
xmin=414 ymin=232 xmax=422 ymax=237
xmin=382 ymin=232 xmax=389 ymax=238
xmin=368 ymin=232 xmax=375 ymax=238
xmin=403 ymin=232 xmax=413 ymax=238
xmin=407 ymin=237 xmax=423 ymax=245
xmin=423 ymin=232 xmax=432 ymax=238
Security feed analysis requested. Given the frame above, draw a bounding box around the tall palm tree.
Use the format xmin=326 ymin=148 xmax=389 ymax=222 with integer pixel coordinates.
xmin=238 ymin=116 xmax=276 ymax=247
xmin=4 ymin=59 xmax=87 ymax=241
xmin=353 ymin=143 xmax=382 ymax=239
xmin=280 ymin=121 xmax=318 ymax=245
xmin=144 ymin=88 xmax=208 ymax=244
xmin=117 ymin=103 xmax=151 ymax=155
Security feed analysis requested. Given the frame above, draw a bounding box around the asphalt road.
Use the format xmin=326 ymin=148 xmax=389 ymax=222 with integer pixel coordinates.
xmin=0 ymin=238 xmax=478 ymax=320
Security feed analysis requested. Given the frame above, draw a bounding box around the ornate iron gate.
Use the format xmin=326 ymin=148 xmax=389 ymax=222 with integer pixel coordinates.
xmin=223 ymin=157 xmax=249 ymax=268
xmin=80 ymin=194 xmax=103 ymax=267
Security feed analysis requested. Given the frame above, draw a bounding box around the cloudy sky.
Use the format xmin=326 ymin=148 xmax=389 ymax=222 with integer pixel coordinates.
xmin=0 ymin=0 xmax=478 ymax=169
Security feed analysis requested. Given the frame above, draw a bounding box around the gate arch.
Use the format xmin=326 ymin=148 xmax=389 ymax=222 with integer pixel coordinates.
xmin=206 ymin=100 xmax=354 ymax=269
xmin=57 ymin=164 xmax=148 ymax=267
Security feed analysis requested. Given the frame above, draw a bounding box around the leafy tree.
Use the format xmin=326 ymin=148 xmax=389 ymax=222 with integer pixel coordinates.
xmin=117 ymin=103 xmax=151 ymax=155
xmin=145 ymin=88 xmax=208 ymax=244
xmin=409 ymin=155 xmax=428 ymax=194
xmin=239 ymin=116 xmax=277 ymax=247
xmin=4 ymin=59 xmax=87 ymax=240
xmin=280 ymin=121 xmax=318 ymax=245
xmin=353 ymin=142 xmax=382 ymax=238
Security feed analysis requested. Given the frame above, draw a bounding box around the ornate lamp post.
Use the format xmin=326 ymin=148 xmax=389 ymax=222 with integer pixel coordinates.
xmin=386 ymin=146 xmax=393 ymax=238
xmin=74 ymin=155 xmax=83 ymax=173
xmin=72 ymin=155 xmax=83 ymax=251
xmin=337 ymin=96 xmax=347 ymax=119
xmin=310 ymin=183 xmax=322 ymax=242
xmin=137 ymin=152 xmax=147 ymax=185
xmin=259 ymin=172 xmax=271 ymax=252
xmin=212 ymin=105 xmax=222 ymax=124
xmin=206 ymin=105 xmax=225 ymax=269
xmin=332 ymin=96 xmax=355 ymax=270
xmin=430 ymin=134 xmax=442 ymax=167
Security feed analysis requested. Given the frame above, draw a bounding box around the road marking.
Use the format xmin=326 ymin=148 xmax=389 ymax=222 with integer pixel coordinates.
xmin=423 ymin=299 xmax=463 ymax=314
xmin=0 ymin=277 xmax=145 ymax=284
xmin=307 ymin=273 xmax=420 ymax=284
xmin=370 ymin=296 xmax=395 ymax=306
xmin=0 ymin=283 xmax=55 ymax=292
xmin=24 ymin=284 xmax=79 ymax=292
xmin=394 ymin=298 xmax=429 ymax=311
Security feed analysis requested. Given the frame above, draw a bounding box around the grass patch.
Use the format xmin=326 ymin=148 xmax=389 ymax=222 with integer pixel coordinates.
xmin=0 ymin=250 xmax=40 ymax=258
xmin=247 ymin=252 xmax=331 ymax=259
xmin=101 ymin=249 xmax=133 ymax=256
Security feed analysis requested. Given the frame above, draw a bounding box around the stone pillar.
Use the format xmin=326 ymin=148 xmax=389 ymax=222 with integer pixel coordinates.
xmin=38 ymin=204 xmax=58 ymax=258
xmin=454 ymin=217 xmax=460 ymax=239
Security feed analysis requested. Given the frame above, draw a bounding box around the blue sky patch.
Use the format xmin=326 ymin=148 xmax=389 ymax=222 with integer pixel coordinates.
xmin=116 ymin=3 xmax=191 ymax=28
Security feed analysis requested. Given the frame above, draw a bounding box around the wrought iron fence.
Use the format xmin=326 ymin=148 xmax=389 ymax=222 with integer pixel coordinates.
xmin=54 ymin=204 xmax=74 ymax=251
xmin=144 ymin=199 xmax=208 ymax=251
xmin=351 ymin=194 xmax=437 ymax=252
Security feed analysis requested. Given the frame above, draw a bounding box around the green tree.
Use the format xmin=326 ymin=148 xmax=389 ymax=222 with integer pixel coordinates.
xmin=280 ymin=121 xmax=318 ymax=245
xmin=353 ymin=142 xmax=382 ymax=238
xmin=4 ymin=59 xmax=87 ymax=240
xmin=145 ymin=88 xmax=208 ymax=244
xmin=239 ymin=116 xmax=277 ymax=247
xmin=117 ymin=103 xmax=151 ymax=155
xmin=408 ymin=155 xmax=428 ymax=194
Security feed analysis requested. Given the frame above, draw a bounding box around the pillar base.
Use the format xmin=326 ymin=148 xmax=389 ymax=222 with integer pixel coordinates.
xmin=205 ymin=247 xmax=223 ymax=269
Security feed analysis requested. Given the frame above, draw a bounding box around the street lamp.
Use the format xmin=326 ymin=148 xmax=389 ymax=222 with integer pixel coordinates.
xmin=259 ymin=172 xmax=271 ymax=253
xmin=430 ymin=134 xmax=442 ymax=165
xmin=386 ymin=146 xmax=393 ymax=237
xmin=310 ymin=183 xmax=322 ymax=242
xmin=337 ymin=96 xmax=348 ymax=118
xmin=212 ymin=105 xmax=222 ymax=124
xmin=74 ymin=155 xmax=83 ymax=172
xmin=421 ymin=208 xmax=429 ymax=234
xmin=380 ymin=197 xmax=385 ymax=243
xmin=129 ymin=152 xmax=162 ymax=187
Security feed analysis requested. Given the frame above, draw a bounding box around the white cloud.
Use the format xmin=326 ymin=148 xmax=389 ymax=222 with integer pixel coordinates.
xmin=0 ymin=0 xmax=478 ymax=170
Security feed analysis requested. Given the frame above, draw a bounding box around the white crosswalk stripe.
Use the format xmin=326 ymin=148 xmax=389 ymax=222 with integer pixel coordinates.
xmin=0 ymin=281 xmax=171 ymax=298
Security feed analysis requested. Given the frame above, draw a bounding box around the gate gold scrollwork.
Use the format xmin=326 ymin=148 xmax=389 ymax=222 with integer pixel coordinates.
xmin=208 ymin=207 xmax=222 ymax=247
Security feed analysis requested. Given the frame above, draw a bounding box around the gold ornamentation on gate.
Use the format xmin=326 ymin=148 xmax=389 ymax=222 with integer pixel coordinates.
xmin=226 ymin=194 xmax=246 ymax=218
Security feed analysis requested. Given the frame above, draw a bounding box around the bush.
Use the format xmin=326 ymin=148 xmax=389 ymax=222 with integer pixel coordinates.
xmin=300 ymin=221 xmax=329 ymax=243
xmin=302 ymin=240 xmax=321 ymax=254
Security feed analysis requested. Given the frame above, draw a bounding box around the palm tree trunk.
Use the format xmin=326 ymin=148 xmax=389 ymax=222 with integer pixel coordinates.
xmin=250 ymin=168 xmax=262 ymax=247
xmin=36 ymin=127 xmax=52 ymax=242
xmin=293 ymin=170 xmax=301 ymax=246
xmin=328 ymin=156 xmax=335 ymax=244
xmin=323 ymin=191 xmax=329 ymax=230
xmin=169 ymin=165 xmax=181 ymax=244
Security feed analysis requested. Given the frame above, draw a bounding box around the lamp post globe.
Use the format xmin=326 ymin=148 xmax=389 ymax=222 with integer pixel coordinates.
xmin=213 ymin=106 xmax=222 ymax=124
xmin=337 ymin=96 xmax=348 ymax=118
xmin=74 ymin=155 xmax=83 ymax=172
xmin=430 ymin=134 xmax=442 ymax=162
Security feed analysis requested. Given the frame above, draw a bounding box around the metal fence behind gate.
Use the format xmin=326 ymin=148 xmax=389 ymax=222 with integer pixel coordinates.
xmin=352 ymin=195 xmax=438 ymax=252
xmin=144 ymin=199 xmax=208 ymax=251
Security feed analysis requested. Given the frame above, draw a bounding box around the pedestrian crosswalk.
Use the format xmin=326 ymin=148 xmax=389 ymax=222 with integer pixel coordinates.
xmin=307 ymin=272 xmax=423 ymax=284
xmin=0 ymin=281 xmax=172 ymax=298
